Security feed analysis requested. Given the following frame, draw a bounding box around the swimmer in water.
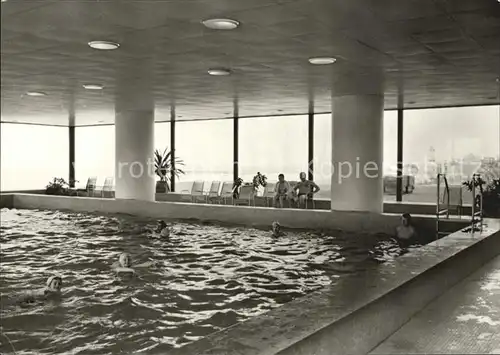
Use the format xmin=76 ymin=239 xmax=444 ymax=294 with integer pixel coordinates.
xmin=153 ymin=220 xmax=171 ymax=238
xmin=271 ymin=221 xmax=284 ymax=237
xmin=16 ymin=276 xmax=63 ymax=305
xmin=395 ymin=213 xmax=417 ymax=247
xmin=112 ymin=252 xmax=157 ymax=275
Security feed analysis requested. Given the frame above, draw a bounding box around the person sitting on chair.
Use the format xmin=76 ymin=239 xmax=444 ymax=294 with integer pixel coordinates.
xmin=293 ymin=172 xmax=320 ymax=208
xmin=274 ymin=174 xmax=291 ymax=208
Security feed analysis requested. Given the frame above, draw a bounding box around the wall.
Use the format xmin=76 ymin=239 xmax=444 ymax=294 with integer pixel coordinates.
xmin=3 ymin=193 xmax=468 ymax=237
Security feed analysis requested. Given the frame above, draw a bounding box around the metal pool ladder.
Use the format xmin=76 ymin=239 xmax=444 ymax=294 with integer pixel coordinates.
xmin=470 ymin=173 xmax=484 ymax=233
xmin=436 ymin=173 xmax=450 ymax=239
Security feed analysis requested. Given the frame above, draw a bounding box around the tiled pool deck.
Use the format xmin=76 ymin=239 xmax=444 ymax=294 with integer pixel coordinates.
xmin=371 ymin=254 xmax=500 ymax=354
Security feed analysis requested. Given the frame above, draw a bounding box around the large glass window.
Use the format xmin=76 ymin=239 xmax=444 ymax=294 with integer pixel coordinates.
xmin=312 ymin=112 xmax=399 ymax=200
xmin=75 ymin=125 xmax=115 ymax=189
xmin=313 ymin=114 xmax=331 ymax=199
xmin=175 ymin=119 xmax=233 ymax=193
xmin=239 ymin=115 xmax=308 ymax=186
xmin=1 ymin=123 xmax=68 ymax=191
xmin=403 ymin=105 xmax=500 ymax=203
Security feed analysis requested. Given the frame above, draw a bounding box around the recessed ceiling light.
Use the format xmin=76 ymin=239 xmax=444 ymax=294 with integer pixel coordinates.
xmin=202 ymin=18 xmax=240 ymax=30
xmin=26 ymin=91 xmax=47 ymax=97
xmin=308 ymin=57 xmax=337 ymax=65
xmin=208 ymin=68 xmax=231 ymax=76
xmin=83 ymin=84 xmax=104 ymax=90
xmin=88 ymin=41 xmax=120 ymax=50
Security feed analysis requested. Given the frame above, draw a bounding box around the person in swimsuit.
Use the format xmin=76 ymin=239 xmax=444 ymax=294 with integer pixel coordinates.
xmin=153 ymin=220 xmax=171 ymax=238
xmin=16 ymin=276 xmax=63 ymax=305
xmin=271 ymin=221 xmax=284 ymax=237
xmin=274 ymin=174 xmax=291 ymax=208
xmin=112 ymin=253 xmax=157 ymax=275
xmin=292 ymin=172 xmax=320 ymax=208
xmin=395 ymin=213 xmax=417 ymax=247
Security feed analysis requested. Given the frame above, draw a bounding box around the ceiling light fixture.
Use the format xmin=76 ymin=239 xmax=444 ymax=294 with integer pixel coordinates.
xmin=202 ymin=18 xmax=240 ymax=30
xmin=208 ymin=68 xmax=231 ymax=76
xmin=88 ymin=40 xmax=120 ymax=50
xmin=26 ymin=91 xmax=47 ymax=96
xmin=83 ymin=84 xmax=104 ymax=90
xmin=308 ymin=57 xmax=337 ymax=65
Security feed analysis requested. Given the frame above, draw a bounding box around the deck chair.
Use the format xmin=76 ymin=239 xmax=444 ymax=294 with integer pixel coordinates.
xmin=443 ymin=185 xmax=463 ymax=217
xmin=206 ymin=181 xmax=221 ymax=204
xmin=262 ymin=182 xmax=276 ymax=207
xmin=217 ymin=181 xmax=235 ymax=205
xmin=234 ymin=185 xmax=255 ymax=206
xmin=101 ymin=177 xmax=114 ymax=198
xmin=180 ymin=181 xmax=205 ymax=203
xmin=75 ymin=177 xmax=97 ymax=197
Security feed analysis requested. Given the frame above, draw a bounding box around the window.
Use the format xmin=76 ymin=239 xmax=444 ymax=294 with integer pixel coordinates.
xmin=175 ymin=119 xmax=233 ymax=192
xmin=1 ymin=123 xmax=68 ymax=191
xmin=239 ymin=115 xmax=308 ymax=185
xmin=75 ymin=125 xmax=114 ymax=188
xmin=403 ymin=105 xmax=500 ymax=203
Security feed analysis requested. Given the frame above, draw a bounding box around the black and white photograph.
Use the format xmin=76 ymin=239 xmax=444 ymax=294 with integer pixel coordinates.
xmin=1 ymin=0 xmax=500 ymax=354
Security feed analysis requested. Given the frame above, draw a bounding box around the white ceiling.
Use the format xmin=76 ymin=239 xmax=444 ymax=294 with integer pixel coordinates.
xmin=1 ymin=0 xmax=499 ymax=126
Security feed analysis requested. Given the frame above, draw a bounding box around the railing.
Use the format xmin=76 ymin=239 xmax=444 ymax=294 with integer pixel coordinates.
xmin=471 ymin=173 xmax=483 ymax=233
xmin=436 ymin=173 xmax=450 ymax=239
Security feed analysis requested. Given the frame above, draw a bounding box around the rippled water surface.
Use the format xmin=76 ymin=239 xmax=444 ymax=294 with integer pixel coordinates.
xmin=0 ymin=208 xmax=404 ymax=354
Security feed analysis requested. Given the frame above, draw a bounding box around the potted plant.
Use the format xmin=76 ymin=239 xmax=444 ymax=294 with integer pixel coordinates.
xmin=252 ymin=172 xmax=267 ymax=191
xmin=233 ymin=173 xmax=267 ymax=198
xmin=154 ymin=147 xmax=185 ymax=193
xmin=463 ymin=177 xmax=500 ymax=218
xmin=233 ymin=177 xmax=243 ymax=198
xmin=45 ymin=177 xmax=71 ymax=195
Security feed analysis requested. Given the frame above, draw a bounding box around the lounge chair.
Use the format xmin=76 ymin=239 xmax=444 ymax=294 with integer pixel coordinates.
xmin=206 ymin=181 xmax=221 ymax=204
xmin=180 ymin=181 xmax=205 ymax=203
xmin=218 ymin=181 xmax=235 ymax=205
xmin=101 ymin=177 xmax=114 ymax=198
xmin=262 ymin=182 xmax=276 ymax=207
xmin=234 ymin=185 xmax=255 ymax=206
xmin=74 ymin=177 xmax=97 ymax=197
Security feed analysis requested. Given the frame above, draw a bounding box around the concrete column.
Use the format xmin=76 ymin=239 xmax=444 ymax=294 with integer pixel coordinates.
xmin=115 ymin=109 xmax=155 ymax=201
xmin=330 ymin=94 xmax=384 ymax=212
xmin=330 ymin=68 xmax=385 ymax=212
xmin=114 ymin=65 xmax=155 ymax=201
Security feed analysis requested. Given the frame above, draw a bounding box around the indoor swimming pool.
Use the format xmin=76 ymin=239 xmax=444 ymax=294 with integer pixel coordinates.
xmin=0 ymin=208 xmax=405 ymax=354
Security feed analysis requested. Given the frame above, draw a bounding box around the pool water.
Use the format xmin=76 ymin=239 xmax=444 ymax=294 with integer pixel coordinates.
xmin=0 ymin=208 xmax=404 ymax=354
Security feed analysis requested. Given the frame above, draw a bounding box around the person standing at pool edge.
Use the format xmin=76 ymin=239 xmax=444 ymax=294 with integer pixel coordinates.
xmin=293 ymin=172 xmax=320 ymax=208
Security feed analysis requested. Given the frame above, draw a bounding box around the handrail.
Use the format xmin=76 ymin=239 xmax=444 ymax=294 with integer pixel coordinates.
xmin=471 ymin=173 xmax=483 ymax=233
xmin=436 ymin=173 xmax=450 ymax=239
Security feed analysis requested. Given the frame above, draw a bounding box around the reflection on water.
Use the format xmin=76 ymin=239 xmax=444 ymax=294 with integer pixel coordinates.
xmin=0 ymin=208 xmax=404 ymax=354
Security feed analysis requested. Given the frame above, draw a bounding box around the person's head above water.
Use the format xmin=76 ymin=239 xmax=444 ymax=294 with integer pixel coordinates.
xmin=272 ymin=221 xmax=281 ymax=233
xmin=401 ymin=213 xmax=412 ymax=226
xmin=119 ymin=253 xmax=132 ymax=268
xmin=156 ymin=220 xmax=167 ymax=231
xmin=46 ymin=276 xmax=62 ymax=292
xmin=299 ymin=172 xmax=306 ymax=181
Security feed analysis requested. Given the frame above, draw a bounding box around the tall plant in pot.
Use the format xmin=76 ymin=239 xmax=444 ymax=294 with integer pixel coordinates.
xmin=154 ymin=147 xmax=185 ymax=193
